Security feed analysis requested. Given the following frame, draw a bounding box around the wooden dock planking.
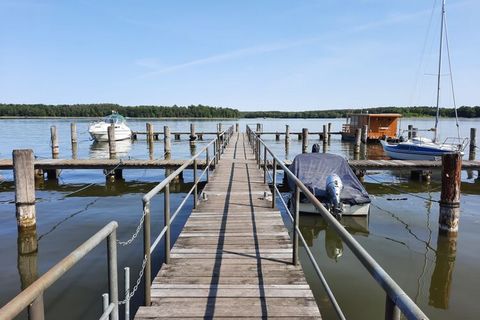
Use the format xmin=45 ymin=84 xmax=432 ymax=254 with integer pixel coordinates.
xmin=0 ymin=159 xmax=206 ymax=170
xmin=135 ymin=133 xmax=321 ymax=319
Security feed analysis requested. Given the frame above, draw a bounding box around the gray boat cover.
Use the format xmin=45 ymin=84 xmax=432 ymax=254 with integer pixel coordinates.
xmin=287 ymin=153 xmax=370 ymax=205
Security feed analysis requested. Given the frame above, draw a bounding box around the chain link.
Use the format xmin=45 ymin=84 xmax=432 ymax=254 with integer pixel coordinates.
xmin=118 ymin=254 xmax=148 ymax=305
xmin=117 ymin=207 xmax=147 ymax=246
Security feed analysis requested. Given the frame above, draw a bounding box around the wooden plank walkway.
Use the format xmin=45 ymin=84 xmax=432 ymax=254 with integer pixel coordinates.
xmin=135 ymin=133 xmax=321 ymax=319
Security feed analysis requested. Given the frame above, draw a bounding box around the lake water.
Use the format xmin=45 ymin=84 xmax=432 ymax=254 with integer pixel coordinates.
xmin=0 ymin=117 xmax=479 ymax=319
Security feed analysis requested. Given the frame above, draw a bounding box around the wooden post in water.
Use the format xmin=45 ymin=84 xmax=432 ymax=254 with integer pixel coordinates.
xmin=469 ymin=128 xmax=476 ymax=159
xmin=146 ymin=123 xmax=154 ymax=141
xmin=13 ymin=150 xmax=37 ymax=229
xmin=275 ymin=132 xmax=280 ymax=141
xmin=108 ymin=124 xmax=116 ymax=160
xmin=468 ymin=128 xmax=477 ymax=179
xmin=164 ymin=126 xmax=171 ymax=156
xmin=71 ymin=122 xmax=78 ymax=160
xmin=302 ymin=128 xmax=308 ymax=153
xmin=70 ymin=122 xmax=77 ymax=144
xmin=146 ymin=123 xmax=154 ymax=160
xmin=189 ymin=123 xmax=197 ymax=141
xmin=439 ymin=153 xmax=462 ymax=233
xmin=322 ymin=125 xmax=327 ymax=145
xmin=327 ymin=122 xmax=332 ymax=143
xmin=285 ymin=125 xmax=290 ymax=145
xmin=408 ymin=125 xmax=413 ymax=140
xmin=362 ymin=124 xmax=368 ymax=144
xmin=235 ymin=123 xmax=239 ymax=133
xmin=50 ymin=126 xmax=59 ymax=159
xmin=47 ymin=126 xmax=59 ymax=180
xmin=354 ymin=128 xmax=361 ymax=155
xmin=412 ymin=127 xmax=418 ymax=138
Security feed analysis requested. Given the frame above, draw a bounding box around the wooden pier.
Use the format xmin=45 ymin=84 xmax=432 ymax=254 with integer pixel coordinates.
xmin=135 ymin=133 xmax=321 ymax=319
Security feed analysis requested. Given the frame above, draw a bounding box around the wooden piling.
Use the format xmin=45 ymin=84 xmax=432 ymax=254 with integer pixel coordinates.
xmin=108 ymin=124 xmax=116 ymax=160
xmin=146 ymin=123 xmax=154 ymax=141
xmin=164 ymin=126 xmax=171 ymax=156
xmin=354 ymin=128 xmax=361 ymax=154
xmin=174 ymin=133 xmax=181 ymax=140
xmin=408 ymin=125 xmax=413 ymax=140
xmin=13 ymin=150 xmax=36 ymax=229
xmin=327 ymin=122 xmax=332 ymax=143
xmin=297 ymin=133 xmax=302 ymax=140
xmin=70 ymin=123 xmax=77 ymax=144
xmin=190 ymin=123 xmax=197 ymax=141
xmin=412 ymin=127 xmax=418 ymax=138
xmin=275 ymin=132 xmax=280 ymax=141
xmin=439 ymin=153 xmax=462 ymax=233
xmin=50 ymin=126 xmax=59 ymax=159
xmin=47 ymin=126 xmax=60 ymax=180
xmin=302 ymin=128 xmax=308 ymax=154
xmin=322 ymin=125 xmax=327 ymax=144
xmin=285 ymin=125 xmax=290 ymax=144
xmin=256 ymin=123 xmax=261 ymax=133
xmin=235 ymin=123 xmax=239 ymax=132
xmin=469 ymin=128 xmax=476 ymax=159
xmin=362 ymin=125 xmax=368 ymax=144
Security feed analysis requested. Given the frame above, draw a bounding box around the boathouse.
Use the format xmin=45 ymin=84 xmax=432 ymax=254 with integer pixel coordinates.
xmin=341 ymin=113 xmax=402 ymax=141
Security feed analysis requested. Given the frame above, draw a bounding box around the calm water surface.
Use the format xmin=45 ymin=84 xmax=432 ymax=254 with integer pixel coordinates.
xmin=0 ymin=118 xmax=479 ymax=319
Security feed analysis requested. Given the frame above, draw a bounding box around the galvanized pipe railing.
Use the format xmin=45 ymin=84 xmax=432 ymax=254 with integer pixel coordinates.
xmin=0 ymin=221 xmax=119 ymax=320
xmin=142 ymin=126 xmax=234 ymax=306
xmin=246 ymin=125 xmax=429 ymax=320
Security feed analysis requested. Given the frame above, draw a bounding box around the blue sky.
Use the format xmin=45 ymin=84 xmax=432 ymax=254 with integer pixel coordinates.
xmin=0 ymin=0 xmax=478 ymax=111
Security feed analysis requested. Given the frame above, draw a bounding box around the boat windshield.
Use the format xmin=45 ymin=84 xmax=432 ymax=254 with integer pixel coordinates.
xmin=104 ymin=114 xmax=126 ymax=124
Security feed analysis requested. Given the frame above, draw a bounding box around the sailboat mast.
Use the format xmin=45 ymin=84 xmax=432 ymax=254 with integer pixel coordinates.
xmin=434 ymin=0 xmax=446 ymax=143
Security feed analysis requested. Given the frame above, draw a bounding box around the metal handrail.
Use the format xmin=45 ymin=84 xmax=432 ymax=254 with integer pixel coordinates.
xmin=142 ymin=125 xmax=235 ymax=306
xmin=0 ymin=221 xmax=119 ymax=320
xmin=246 ymin=125 xmax=429 ymax=320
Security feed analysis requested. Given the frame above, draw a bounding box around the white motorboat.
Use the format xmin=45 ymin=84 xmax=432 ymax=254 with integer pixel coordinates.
xmin=381 ymin=0 xmax=468 ymax=160
xmin=288 ymin=153 xmax=371 ymax=217
xmin=89 ymin=112 xmax=132 ymax=142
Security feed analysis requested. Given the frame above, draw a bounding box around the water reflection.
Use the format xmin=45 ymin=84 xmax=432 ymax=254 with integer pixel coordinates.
xmin=299 ymin=214 xmax=369 ymax=261
xmin=89 ymin=140 xmax=132 ymax=159
xmin=429 ymin=233 xmax=457 ymax=309
xmin=17 ymin=227 xmax=44 ymax=317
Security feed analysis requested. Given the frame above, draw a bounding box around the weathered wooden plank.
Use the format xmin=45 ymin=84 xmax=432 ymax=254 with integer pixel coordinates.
xmin=135 ymin=132 xmax=320 ymax=319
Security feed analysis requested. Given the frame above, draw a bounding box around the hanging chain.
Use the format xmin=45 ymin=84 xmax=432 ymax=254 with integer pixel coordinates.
xmin=117 ymin=207 xmax=147 ymax=246
xmin=118 ymin=254 xmax=148 ymax=305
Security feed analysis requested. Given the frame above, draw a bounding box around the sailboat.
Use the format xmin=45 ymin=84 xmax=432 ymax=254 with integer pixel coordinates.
xmin=381 ymin=0 xmax=468 ymax=161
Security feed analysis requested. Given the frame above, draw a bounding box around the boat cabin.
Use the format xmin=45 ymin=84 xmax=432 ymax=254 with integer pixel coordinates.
xmin=341 ymin=113 xmax=402 ymax=141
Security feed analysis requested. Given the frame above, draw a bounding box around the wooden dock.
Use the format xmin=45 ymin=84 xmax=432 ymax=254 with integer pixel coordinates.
xmin=0 ymin=159 xmax=206 ymax=170
xmin=1 ymin=158 xmax=478 ymax=171
xmin=135 ymin=133 xmax=321 ymax=319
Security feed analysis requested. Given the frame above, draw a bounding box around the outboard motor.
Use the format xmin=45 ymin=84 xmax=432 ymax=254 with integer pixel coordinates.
xmin=326 ymin=174 xmax=344 ymax=218
xmin=312 ymin=144 xmax=320 ymax=153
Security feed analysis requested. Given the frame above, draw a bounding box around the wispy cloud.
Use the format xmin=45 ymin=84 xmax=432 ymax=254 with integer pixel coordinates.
xmin=135 ymin=0 xmax=474 ymax=78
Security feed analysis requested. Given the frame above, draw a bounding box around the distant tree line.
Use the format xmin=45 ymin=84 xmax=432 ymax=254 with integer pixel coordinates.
xmin=240 ymin=106 xmax=480 ymax=118
xmin=0 ymin=104 xmax=479 ymax=118
xmin=0 ymin=104 xmax=240 ymax=118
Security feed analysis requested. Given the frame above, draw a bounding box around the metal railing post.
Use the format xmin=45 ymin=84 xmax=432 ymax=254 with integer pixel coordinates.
xmin=143 ymin=201 xmax=151 ymax=306
xmin=102 ymin=293 xmax=109 ymax=314
xmin=124 ymin=267 xmax=130 ymax=320
xmin=206 ymin=148 xmax=210 ymax=182
xmin=29 ymin=295 xmax=45 ymax=320
xmin=193 ymin=159 xmax=198 ymax=209
xmin=293 ymin=187 xmax=300 ymax=265
xmin=107 ymin=229 xmax=119 ymax=320
xmin=272 ymin=158 xmax=276 ymax=209
xmin=385 ymin=295 xmax=401 ymax=320
xmin=164 ymin=183 xmax=171 ymax=264
xmin=263 ymin=145 xmax=267 ymax=183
